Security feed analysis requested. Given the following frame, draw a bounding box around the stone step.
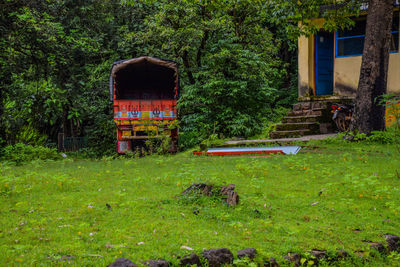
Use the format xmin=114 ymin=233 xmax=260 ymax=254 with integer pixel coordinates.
xmin=287 ymin=109 xmax=324 ymax=117
xmin=292 ymin=101 xmax=330 ymax=111
xmin=269 ymin=129 xmax=313 ymax=139
xmin=275 ymin=122 xmax=320 ymax=132
xmin=282 ymin=115 xmax=320 ymax=123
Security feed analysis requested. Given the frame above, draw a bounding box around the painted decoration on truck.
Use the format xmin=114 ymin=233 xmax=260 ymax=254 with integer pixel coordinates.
xmin=114 ymin=110 xmax=175 ymax=119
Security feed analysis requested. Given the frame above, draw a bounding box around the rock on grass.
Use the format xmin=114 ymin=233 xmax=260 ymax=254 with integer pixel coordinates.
xmin=108 ymin=258 xmax=138 ymax=267
xmin=203 ymin=248 xmax=233 ymax=267
xmin=180 ymin=253 xmax=202 ymax=266
xmin=385 ymin=234 xmax=400 ymax=252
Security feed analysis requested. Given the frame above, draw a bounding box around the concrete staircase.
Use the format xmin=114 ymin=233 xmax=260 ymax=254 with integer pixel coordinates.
xmin=270 ymin=101 xmax=335 ymax=139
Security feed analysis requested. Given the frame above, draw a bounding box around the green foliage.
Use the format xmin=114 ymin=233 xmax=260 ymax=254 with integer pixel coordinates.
xmin=178 ymin=131 xmax=202 ymax=150
xmin=233 ymin=257 xmax=258 ymax=267
xmin=1 ymin=143 xmax=61 ymax=165
xmin=15 ymin=125 xmax=48 ymax=146
xmin=366 ymin=129 xmax=400 ymax=144
xmin=145 ymin=136 xmax=172 ymax=155
xmin=1 ymin=1 xmax=131 ymax=154
xmin=267 ymin=0 xmax=364 ymax=39
xmin=314 ymin=129 xmax=400 ymax=147
xmin=1 ymin=0 xmax=301 ymax=152
xmin=180 ymin=40 xmax=282 ymax=138
xmin=134 ymin=0 xmax=294 ymax=140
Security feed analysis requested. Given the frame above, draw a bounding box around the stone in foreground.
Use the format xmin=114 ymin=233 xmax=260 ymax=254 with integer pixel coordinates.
xmin=180 ymin=253 xmax=202 ymax=266
xmin=385 ymin=234 xmax=400 ymax=252
xmin=203 ymin=248 xmax=233 ymax=267
xmin=108 ymin=258 xmax=138 ymax=267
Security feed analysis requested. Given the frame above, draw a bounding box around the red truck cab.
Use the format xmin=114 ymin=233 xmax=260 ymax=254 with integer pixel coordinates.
xmin=109 ymin=57 xmax=179 ymax=153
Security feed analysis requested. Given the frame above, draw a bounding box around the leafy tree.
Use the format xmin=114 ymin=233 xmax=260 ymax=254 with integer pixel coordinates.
xmin=132 ymin=0 xmax=290 ymax=139
xmin=0 ymin=0 xmax=146 ymax=151
xmin=1 ymin=0 xmax=299 ymax=152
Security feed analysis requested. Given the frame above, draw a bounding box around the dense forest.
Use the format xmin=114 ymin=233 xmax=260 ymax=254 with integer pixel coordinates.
xmin=1 ymin=0 xmax=382 ymax=156
xmin=1 ymin=0 xmax=303 ymax=155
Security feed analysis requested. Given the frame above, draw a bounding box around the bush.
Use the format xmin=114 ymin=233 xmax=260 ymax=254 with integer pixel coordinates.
xmin=366 ymin=129 xmax=400 ymax=144
xmin=178 ymin=131 xmax=202 ymax=151
xmin=1 ymin=143 xmax=61 ymax=165
xmin=15 ymin=125 xmax=48 ymax=146
xmin=178 ymin=39 xmax=284 ymax=140
xmin=316 ymin=128 xmax=400 ymax=146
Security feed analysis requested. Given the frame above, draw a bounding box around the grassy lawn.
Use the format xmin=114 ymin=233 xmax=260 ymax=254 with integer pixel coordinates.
xmin=1 ymin=142 xmax=400 ymax=266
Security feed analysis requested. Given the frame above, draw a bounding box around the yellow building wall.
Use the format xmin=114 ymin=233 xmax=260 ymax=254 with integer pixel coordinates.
xmin=334 ymin=54 xmax=400 ymax=96
xmin=298 ymin=35 xmax=310 ymax=96
xmin=387 ymin=53 xmax=400 ymax=94
xmin=333 ymin=57 xmax=361 ymax=96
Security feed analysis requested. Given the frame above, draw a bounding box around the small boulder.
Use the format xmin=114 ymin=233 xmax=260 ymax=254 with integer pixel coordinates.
xmin=108 ymin=258 xmax=137 ymax=267
xmin=202 ymin=185 xmax=213 ymax=196
xmin=220 ymin=184 xmax=239 ymax=206
xmin=143 ymin=259 xmax=169 ymax=267
xmin=203 ymin=248 xmax=233 ymax=267
xmin=385 ymin=234 xmax=400 ymax=252
xmin=182 ymin=183 xmax=213 ymax=196
xmin=226 ymin=191 xmax=239 ymax=206
xmin=220 ymin=184 xmax=235 ymax=195
xmin=237 ymin=248 xmax=257 ymax=259
xmin=180 ymin=254 xmax=202 ymax=266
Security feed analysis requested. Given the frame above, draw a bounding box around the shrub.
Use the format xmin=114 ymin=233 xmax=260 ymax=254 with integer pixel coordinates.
xmin=1 ymin=143 xmax=61 ymax=165
xmin=15 ymin=125 xmax=47 ymax=146
xmin=367 ymin=129 xmax=400 ymax=144
xmin=178 ymin=131 xmax=202 ymax=151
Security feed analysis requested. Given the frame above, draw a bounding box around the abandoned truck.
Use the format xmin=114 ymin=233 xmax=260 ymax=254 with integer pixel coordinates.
xmin=109 ymin=56 xmax=179 ymax=153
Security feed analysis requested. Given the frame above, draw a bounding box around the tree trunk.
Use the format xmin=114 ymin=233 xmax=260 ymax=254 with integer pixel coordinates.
xmin=182 ymin=50 xmax=195 ymax=85
xmin=196 ymin=30 xmax=209 ymax=67
xmin=0 ymin=88 xmax=4 ymax=145
xmin=350 ymin=0 xmax=393 ymax=134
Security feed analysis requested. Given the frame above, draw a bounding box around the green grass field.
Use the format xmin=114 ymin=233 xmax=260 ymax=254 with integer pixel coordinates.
xmin=1 ymin=142 xmax=400 ymax=266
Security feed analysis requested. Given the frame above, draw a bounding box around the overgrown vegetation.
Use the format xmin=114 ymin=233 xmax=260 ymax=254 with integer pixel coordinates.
xmin=1 ymin=141 xmax=400 ymax=265
xmin=0 ymin=0 xmax=300 ymax=153
xmin=0 ymin=143 xmax=61 ymax=165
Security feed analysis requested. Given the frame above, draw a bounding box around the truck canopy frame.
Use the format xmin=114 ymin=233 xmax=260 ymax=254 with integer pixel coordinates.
xmin=109 ymin=56 xmax=179 ymax=101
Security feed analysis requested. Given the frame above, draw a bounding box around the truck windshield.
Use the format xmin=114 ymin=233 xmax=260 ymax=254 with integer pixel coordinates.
xmin=114 ymin=61 xmax=176 ymax=100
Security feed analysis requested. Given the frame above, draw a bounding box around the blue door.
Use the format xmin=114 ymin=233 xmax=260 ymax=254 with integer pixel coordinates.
xmin=315 ymin=32 xmax=334 ymax=95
